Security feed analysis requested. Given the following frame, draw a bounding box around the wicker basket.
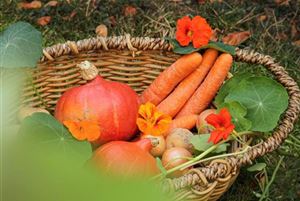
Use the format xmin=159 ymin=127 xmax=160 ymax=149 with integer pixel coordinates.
xmin=22 ymin=35 xmax=300 ymax=201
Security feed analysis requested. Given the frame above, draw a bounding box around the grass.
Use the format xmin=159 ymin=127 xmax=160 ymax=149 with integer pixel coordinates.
xmin=1 ymin=0 xmax=300 ymax=200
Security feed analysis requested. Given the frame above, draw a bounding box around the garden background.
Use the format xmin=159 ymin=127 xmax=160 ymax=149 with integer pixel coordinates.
xmin=1 ymin=0 xmax=299 ymax=200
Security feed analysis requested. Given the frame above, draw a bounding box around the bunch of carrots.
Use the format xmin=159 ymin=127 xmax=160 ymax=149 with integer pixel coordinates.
xmin=140 ymin=49 xmax=233 ymax=133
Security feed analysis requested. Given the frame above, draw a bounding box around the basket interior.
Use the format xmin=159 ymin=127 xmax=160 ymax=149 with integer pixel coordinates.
xmin=22 ymin=49 xmax=180 ymax=111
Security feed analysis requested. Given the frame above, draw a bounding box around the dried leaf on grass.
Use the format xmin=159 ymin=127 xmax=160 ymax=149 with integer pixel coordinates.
xmin=18 ymin=1 xmax=42 ymax=9
xmin=292 ymin=40 xmax=300 ymax=46
xmin=62 ymin=11 xmax=77 ymax=21
xmin=197 ymin=0 xmax=206 ymax=4
xmin=291 ymin=22 xmax=299 ymax=39
xmin=123 ymin=6 xmax=137 ymax=17
xmin=274 ymin=0 xmax=290 ymax=6
xmin=104 ymin=16 xmax=117 ymax=27
xmin=95 ymin=24 xmax=108 ymax=37
xmin=37 ymin=16 xmax=51 ymax=26
xmin=210 ymin=28 xmax=220 ymax=41
xmin=257 ymin=15 xmax=267 ymax=22
xmin=45 ymin=1 xmax=58 ymax=7
xmin=275 ymin=32 xmax=288 ymax=41
xmin=169 ymin=0 xmax=183 ymax=3
xmin=109 ymin=16 xmax=117 ymax=26
xmin=198 ymin=0 xmax=223 ymax=3
xmin=222 ymin=31 xmax=251 ymax=46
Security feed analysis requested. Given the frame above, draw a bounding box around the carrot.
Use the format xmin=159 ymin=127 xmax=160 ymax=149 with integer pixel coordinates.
xmin=157 ymin=49 xmax=219 ymax=117
xmin=140 ymin=52 xmax=202 ymax=105
xmin=176 ymin=53 xmax=233 ymax=117
xmin=167 ymin=115 xmax=198 ymax=132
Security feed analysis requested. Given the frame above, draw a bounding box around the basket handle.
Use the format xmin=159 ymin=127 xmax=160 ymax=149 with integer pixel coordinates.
xmin=231 ymin=47 xmax=300 ymax=165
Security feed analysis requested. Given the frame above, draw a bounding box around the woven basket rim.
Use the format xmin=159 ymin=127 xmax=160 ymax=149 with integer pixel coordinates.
xmin=40 ymin=35 xmax=300 ymax=183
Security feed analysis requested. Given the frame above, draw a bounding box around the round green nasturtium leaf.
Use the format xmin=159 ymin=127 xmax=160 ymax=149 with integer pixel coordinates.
xmin=0 ymin=22 xmax=42 ymax=68
xmin=18 ymin=113 xmax=92 ymax=165
xmin=225 ymin=77 xmax=289 ymax=132
xmin=214 ymin=73 xmax=252 ymax=107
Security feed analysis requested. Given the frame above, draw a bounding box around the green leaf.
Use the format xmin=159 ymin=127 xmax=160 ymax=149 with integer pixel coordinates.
xmin=218 ymin=101 xmax=252 ymax=132
xmin=169 ymin=39 xmax=235 ymax=55
xmin=201 ymin=41 xmax=236 ymax=55
xmin=169 ymin=39 xmax=198 ymax=54
xmin=0 ymin=22 xmax=42 ymax=68
xmin=190 ymin=134 xmax=228 ymax=153
xmin=156 ymin=157 xmax=167 ymax=176
xmin=18 ymin=113 xmax=92 ymax=165
xmin=214 ymin=73 xmax=252 ymax=107
xmin=247 ymin=163 xmax=266 ymax=172
xmin=225 ymin=77 xmax=289 ymax=132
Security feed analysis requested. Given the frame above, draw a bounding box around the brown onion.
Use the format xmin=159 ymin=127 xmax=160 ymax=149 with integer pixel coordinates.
xmin=162 ymin=147 xmax=192 ymax=178
xmin=196 ymin=109 xmax=216 ymax=134
xmin=141 ymin=135 xmax=166 ymax=157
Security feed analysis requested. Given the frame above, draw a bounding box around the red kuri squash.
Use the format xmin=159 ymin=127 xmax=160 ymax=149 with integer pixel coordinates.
xmin=92 ymin=139 xmax=159 ymax=177
xmin=55 ymin=75 xmax=139 ymax=146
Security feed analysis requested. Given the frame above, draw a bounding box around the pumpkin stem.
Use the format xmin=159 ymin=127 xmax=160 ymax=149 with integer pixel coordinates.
xmin=77 ymin=61 xmax=99 ymax=81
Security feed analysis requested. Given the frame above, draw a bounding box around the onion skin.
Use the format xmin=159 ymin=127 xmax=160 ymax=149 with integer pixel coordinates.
xmin=196 ymin=109 xmax=216 ymax=134
xmin=166 ymin=128 xmax=194 ymax=153
xmin=141 ymin=135 xmax=166 ymax=157
xmin=162 ymin=147 xmax=192 ymax=178
xmin=55 ymin=76 xmax=139 ymax=146
xmin=92 ymin=139 xmax=159 ymax=177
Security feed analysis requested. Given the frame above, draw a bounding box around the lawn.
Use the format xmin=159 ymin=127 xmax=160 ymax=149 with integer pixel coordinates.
xmin=1 ymin=0 xmax=299 ymax=200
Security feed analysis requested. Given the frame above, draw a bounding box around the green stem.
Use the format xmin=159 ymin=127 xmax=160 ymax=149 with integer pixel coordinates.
xmin=258 ymin=156 xmax=284 ymax=201
xmin=180 ymin=145 xmax=251 ymax=170
xmin=151 ymin=131 xmax=256 ymax=180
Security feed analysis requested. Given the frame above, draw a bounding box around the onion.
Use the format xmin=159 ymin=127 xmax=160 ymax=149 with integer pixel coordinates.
xmin=162 ymin=147 xmax=192 ymax=178
xmin=141 ymin=135 xmax=166 ymax=157
xmin=196 ymin=109 xmax=216 ymax=134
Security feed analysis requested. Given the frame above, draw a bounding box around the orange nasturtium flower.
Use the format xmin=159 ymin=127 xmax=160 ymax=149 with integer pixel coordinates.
xmin=63 ymin=120 xmax=101 ymax=141
xmin=205 ymin=108 xmax=235 ymax=144
xmin=175 ymin=15 xmax=212 ymax=48
xmin=136 ymin=102 xmax=172 ymax=136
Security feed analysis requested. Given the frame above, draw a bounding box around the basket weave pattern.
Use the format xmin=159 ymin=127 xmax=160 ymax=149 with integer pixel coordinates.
xmin=22 ymin=35 xmax=300 ymax=201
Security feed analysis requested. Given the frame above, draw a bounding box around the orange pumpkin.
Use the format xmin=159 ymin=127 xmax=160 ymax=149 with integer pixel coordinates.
xmin=55 ymin=75 xmax=139 ymax=146
xmin=92 ymin=139 xmax=159 ymax=177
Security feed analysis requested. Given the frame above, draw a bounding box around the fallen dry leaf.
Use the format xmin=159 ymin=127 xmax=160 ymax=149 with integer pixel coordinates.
xmin=274 ymin=0 xmax=290 ymax=6
xmin=197 ymin=0 xmax=206 ymax=4
xmin=292 ymin=40 xmax=300 ymax=46
xmin=210 ymin=0 xmax=223 ymax=3
xmin=123 ymin=5 xmax=137 ymax=17
xmin=109 ymin=16 xmax=117 ymax=26
xmin=18 ymin=1 xmax=42 ymax=9
xmin=169 ymin=0 xmax=183 ymax=2
xmin=222 ymin=31 xmax=251 ymax=46
xmin=45 ymin=1 xmax=58 ymax=7
xmin=69 ymin=11 xmax=77 ymax=18
xmin=258 ymin=15 xmax=267 ymax=22
xmin=275 ymin=32 xmax=288 ymax=41
xmin=37 ymin=16 xmax=51 ymax=26
xmin=95 ymin=24 xmax=108 ymax=37
xmin=291 ymin=22 xmax=299 ymax=39
xmin=210 ymin=28 xmax=220 ymax=41
xmin=62 ymin=10 xmax=77 ymax=21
